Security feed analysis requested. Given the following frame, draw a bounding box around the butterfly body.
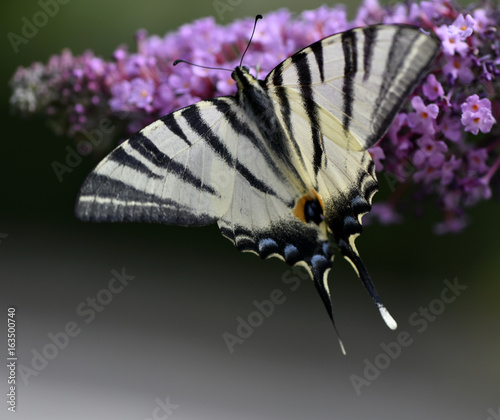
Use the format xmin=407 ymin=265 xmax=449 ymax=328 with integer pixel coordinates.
xmin=233 ymin=65 xmax=313 ymax=199
xmin=76 ymin=24 xmax=439 ymax=349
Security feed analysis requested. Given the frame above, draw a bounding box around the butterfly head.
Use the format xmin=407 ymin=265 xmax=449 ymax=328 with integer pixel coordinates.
xmin=231 ymin=65 xmax=260 ymax=90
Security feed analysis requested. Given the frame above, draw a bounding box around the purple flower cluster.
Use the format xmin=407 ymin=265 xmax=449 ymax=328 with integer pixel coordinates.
xmin=364 ymin=1 xmax=499 ymax=233
xmin=9 ymin=0 xmax=500 ymax=233
xmin=10 ymin=49 xmax=111 ymax=139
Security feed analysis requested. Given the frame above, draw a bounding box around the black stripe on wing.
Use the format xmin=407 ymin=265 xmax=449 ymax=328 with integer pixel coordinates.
xmin=291 ymin=51 xmax=325 ymax=176
xmin=364 ymin=26 xmax=440 ymax=147
xmin=341 ymin=30 xmax=357 ymax=135
xmin=310 ymin=40 xmax=325 ymax=82
xmin=181 ymin=101 xmax=279 ymax=197
xmin=368 ymin=27 xmax=418 ymax=145
xmin=127 ymin=133 xmax=219 ymax=197
xmin=269 ymin=71 xmax=305 ymax=162
xmin=107 ymin=146 xmax=162 ymax=180
xmin=212 ymin=99 xmax=286 ymax=183
xmin=362 ymin=26 xmax=377 ymax=82
xmin=162 ymin=112 xmax=192 ymax=146
xmin=76 ymin=174 xmax=216 ymax=225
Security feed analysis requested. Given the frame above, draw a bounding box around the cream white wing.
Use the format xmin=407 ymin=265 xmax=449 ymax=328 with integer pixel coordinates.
xmin=265 ymin=24 xmax=440 ymax=153
xmin=76 ymin=98 xmax=241 ymax=225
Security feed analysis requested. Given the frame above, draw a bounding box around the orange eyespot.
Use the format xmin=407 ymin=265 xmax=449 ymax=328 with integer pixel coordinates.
xmin=293 ymin=196 xmax=309 ymax=222
xmin=293 ymin=190 xmax=325 ymax=223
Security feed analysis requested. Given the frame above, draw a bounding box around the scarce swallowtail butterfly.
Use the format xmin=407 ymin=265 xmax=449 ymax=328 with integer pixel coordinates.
xmin=76 ymin=17 xmax=439 ymax=352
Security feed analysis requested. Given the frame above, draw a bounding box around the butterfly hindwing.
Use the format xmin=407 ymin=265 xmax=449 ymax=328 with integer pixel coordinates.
xmin=262 ymin=24 xmax=439 ymax=329
xmin=211 ymin=99 xmax=331 ymax=265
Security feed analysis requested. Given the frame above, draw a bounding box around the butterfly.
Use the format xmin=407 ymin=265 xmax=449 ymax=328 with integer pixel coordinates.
xmin=76 ymin=18 xmax=440 ymax=352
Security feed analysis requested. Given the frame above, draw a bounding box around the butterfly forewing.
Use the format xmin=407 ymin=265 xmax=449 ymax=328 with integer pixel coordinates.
xmin=266 ymin=25 xmax=440 ymax=152
xmin=76 ymin=99 xmax=239 ymax=225
xmin=76 ymin=96 xmax=304 ymax=226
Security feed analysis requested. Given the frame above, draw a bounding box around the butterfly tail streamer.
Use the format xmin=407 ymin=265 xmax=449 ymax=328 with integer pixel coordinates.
xmin=307 ymin=259 xmax=346 ymax=355
xmin=338 ymin=239 xmax=398 ymax=331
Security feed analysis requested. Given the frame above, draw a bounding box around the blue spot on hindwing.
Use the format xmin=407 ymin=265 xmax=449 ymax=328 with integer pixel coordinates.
xmin=284 ymin=244 xmax=301 ymax=265
xmin=311 ymin=254 xmax=331 ymax=276
xmin=351 ymin=195 xmax=371 ymax=214
xmin=258 ymin=238 xmax=279 ymax=258
xmin=343 ymin=216 xmax=362 ymax=235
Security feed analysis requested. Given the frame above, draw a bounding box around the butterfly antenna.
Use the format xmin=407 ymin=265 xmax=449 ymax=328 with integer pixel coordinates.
xmin=240 ymin=14 xmax=263 ymax=67
xmin=339 ymin=240 xmax=398 ymax=330
xmin=173 ymin=60 xmax=231 ymax=72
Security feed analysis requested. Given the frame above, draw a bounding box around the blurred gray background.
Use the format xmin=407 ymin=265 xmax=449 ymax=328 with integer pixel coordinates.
xmin=1 ymin=1 xmax=499 ymax=419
